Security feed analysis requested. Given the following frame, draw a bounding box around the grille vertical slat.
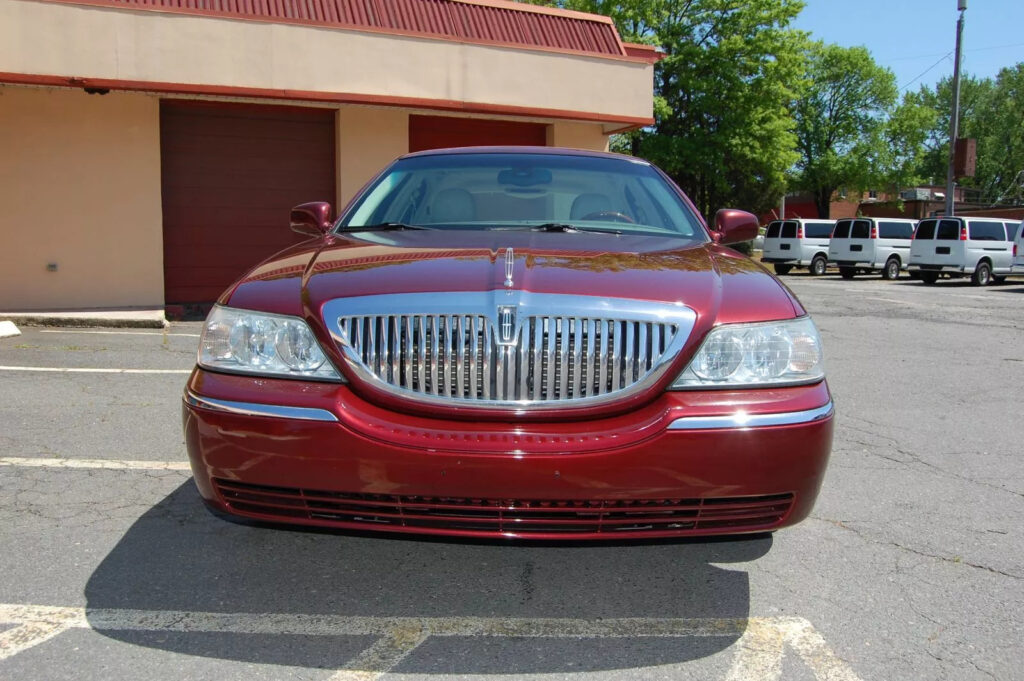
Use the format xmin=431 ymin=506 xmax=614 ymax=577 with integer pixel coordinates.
xmin=403 ymin=316 xmax=413 ymax=389
xmin=558 ymin=318 xmax=570 ymax=400
xmin=518 ymin=318 xmax=530 ymax=400
xmin=335 ymin=306 xmax=683 ymax=406
xmin=482 ymin=323 xmax=493 ymax=400
xmin=457 ymin=315 xmax=466 ymax=399
xmin=469 ymin=316 xmax=479 ymax=398
xmin=598 ymin=320 xmax=609 ymax=395
xmin=391 ymin=316 xmax=400 ymax=385
xmin=430 ymin=316 xmax=440 ymax=395
xmin=532 ymin=319 xmax=543 ymax=400
xmin=638 ymin=323 xmax=649 ymax=375
xmin=416 ymin=316 xmax=426 ymax=392
xmin=545 ymin=319 xmax=557 ymax=400
xmin=624 ymin=323 xmax=635 ymax=385
xmin=584 ymin=319 xmax=596 ymax=398
xmin=570 ymin=317 xmax=582 ymax=399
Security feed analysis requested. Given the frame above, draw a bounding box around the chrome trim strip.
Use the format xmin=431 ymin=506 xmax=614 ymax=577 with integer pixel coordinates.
xmin=667 ymin=401 xmax=834 ymax=430
xmin=183 ymin=390 xmax=338 ymax=422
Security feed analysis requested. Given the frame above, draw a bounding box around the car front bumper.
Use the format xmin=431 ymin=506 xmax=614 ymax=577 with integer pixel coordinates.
xmin=183 ymin=369 xmax=834 ymax=540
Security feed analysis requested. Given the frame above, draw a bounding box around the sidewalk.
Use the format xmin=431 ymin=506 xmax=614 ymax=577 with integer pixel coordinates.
xmin=0 ymin=308 xmax=168 ymax=329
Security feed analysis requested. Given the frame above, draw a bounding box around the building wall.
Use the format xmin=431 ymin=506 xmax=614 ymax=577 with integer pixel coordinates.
xmin=336 ymin=107 xmax=410 ymax=210
xmin=0 ymin=86 xmax=163 ymax=310
xmin=0 ymin=0 xmax=653 ymax=125
xmin=547 ymin=122 xmax=610 ymax=152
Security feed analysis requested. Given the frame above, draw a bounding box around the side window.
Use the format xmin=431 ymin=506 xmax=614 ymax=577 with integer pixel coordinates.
xmin=781 ymin=221 xmax=798 ymax=238
xmin=804 ymin=222 xmax=834 ymax=238
xmin=832 ymin=220 xmax=851 ymax=238
xmin=915 ymin=220 xmax=937 ymax=239
xmin=968 ymin=221 xmax=1003 ymax=241
xmin=1003 ymin=222 xmax=1021 ymax=241
xmin=878 ymin=221 xmax=913 ymax=239
xmin=850 ymin=220 xmax=871 ymax=239
xmin=936 ymin=219 xmax=960 ymax=240
xmin=766 ymin=221 xmax=782 ymax=238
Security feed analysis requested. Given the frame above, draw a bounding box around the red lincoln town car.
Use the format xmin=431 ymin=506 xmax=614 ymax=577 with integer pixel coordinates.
xmin=183 ymin=147 xmax=834 ymax=540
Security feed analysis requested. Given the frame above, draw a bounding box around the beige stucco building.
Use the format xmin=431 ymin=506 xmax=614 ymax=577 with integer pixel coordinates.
xmin=0 ymin=0 xmax=656 ymax=314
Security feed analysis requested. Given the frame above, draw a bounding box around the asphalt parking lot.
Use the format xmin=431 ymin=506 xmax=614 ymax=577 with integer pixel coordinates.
xmin=1 ymin=273 xmax=1022 ymax=681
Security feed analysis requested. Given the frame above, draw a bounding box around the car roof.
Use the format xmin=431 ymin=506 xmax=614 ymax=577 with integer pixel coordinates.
xmin=398 ymin=145 xmax=651 ymax=165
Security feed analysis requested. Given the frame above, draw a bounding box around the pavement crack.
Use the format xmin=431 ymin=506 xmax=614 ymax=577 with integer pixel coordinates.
xmin=811 ymin=516 xmax=1023 ymax=581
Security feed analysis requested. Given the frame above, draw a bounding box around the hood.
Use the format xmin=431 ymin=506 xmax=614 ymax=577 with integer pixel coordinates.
xmin=224 ymin=230 xmax=801 ymax=326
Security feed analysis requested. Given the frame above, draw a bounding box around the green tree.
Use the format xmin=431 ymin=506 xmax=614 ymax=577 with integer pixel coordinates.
xmin=970 ymin=64 xmax=1024 ymax=203
xmin=526 ymin=0 xmax=808 ymax=217
xmin=902 ymin=75 xmax=994 ymax=187
xmin=792 ymin=43 xmax=897 ymax=218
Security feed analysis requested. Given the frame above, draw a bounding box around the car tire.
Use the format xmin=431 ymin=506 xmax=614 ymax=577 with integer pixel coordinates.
xmin=839 ymin=266 xmax=855 ymax=280
xmin=921 ymin=271 xmax=939 ymax=285
xmin=773 ymin=264 xmax=793 ymax=275
xmin=882 ymin=258 xmax=900 ymax=280
xmin=971 ymin=262 xmax=992 ymax=286
xmin=810 ymin=255 xmax=827 ymax=276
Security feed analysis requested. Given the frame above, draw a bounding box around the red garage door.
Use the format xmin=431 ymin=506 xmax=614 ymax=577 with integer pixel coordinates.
xmin=161 ymin=102 xmax=335 ymax=306
xmin=409 ymin=115 xmax=547 ymax=152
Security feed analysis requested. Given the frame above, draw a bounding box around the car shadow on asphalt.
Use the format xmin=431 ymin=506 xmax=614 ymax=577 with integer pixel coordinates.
xmin=84 ymin=481 xmax=770 ymax=674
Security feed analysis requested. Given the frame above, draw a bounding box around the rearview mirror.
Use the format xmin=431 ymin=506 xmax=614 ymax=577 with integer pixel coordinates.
xmin=290 ymin=202 xmax=333 ymax=237
xmin=712 ymin=209 xmax=760 ymax=245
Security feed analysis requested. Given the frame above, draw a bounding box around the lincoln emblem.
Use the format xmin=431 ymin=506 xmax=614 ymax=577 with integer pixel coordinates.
xmin=504 ymin=247 xmax=514 ymax=288
xmin=497 ymin=305 xmax=517 ymax=344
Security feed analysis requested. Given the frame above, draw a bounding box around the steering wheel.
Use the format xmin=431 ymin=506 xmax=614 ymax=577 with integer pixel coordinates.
xmin=579 ymin=210 xmax=636 ymax=224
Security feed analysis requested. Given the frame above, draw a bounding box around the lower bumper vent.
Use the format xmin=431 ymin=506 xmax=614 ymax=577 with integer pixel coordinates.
xmin=213 ymin=479 xmax=793 ymax=538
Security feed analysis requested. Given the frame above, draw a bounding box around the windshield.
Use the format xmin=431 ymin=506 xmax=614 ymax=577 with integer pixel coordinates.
xmin=338 ymin=152 xmax=706 ymax=239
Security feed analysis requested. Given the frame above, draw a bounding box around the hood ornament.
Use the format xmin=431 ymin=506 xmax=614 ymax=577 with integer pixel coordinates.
xmin=504 ymin=247 xmax=515 ymax=288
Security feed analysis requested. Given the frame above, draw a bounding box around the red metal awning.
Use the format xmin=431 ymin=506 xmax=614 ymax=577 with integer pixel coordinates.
xmin=38 ymin=0 xmax=633 ymax=59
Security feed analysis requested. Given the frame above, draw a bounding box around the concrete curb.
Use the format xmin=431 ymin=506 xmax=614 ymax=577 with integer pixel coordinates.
xmin=0 ymin=321 xmax=21 ymax=338
xmin=0 ymin=312 xmax=168 ymax=330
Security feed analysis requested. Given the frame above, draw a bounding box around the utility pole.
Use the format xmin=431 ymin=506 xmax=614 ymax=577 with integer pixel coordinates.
xmin=945 ymin=0 xmax=966 ymax=216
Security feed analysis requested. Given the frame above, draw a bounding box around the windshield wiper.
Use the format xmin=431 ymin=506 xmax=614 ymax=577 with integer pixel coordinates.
xmin=340 ymin=222 xmax=431 ymax=232
xmin=528 ymin=223 xmax=622 ymax=235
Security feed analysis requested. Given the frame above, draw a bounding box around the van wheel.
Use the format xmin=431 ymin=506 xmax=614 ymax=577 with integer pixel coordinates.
xmin=921 ymin=272 xmax=939 ymax=285
xmin=839 ymin=266 xmax=855 ymax=279
xmin=971 ymin=262 xmax=992 ymax=286
xmin=773 ymin=264 xmax=793 ymax=275
xmin=810 ymin=255 xmax=827 ymax=276
xmin=882 ymin=258 xmax=901 ymax=280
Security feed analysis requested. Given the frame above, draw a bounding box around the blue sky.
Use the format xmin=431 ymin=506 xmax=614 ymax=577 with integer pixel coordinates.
xmin=792 ymin=0 xmax=1024 ymax=94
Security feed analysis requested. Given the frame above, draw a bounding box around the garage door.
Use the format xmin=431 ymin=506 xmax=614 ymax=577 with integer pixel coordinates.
xmin=408 ymin=115 xmax=547 ymax=152
xmin=161 ymin=102 xmax=335 ymax=306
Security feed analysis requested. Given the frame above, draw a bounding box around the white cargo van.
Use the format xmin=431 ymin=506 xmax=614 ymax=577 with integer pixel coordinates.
xmin=761 ymin=219 xmax=836 ymax=276
xmin=1014 ymin=222 xmax=1024 ymax=273
xmin=909 ymin=217 xmax=1019 ymax=285
xmin=829 ymin=217 xmax=917 ymax=279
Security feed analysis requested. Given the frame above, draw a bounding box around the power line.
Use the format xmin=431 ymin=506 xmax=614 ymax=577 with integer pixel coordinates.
xmin=900 ymin=51 xmax=954 ymax=91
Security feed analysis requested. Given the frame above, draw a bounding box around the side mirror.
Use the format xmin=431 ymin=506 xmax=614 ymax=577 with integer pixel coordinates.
xmin=290 ymin=201 xmax=333 ymax=237
xmin=712 ymin=209 xmax=760 ymax=245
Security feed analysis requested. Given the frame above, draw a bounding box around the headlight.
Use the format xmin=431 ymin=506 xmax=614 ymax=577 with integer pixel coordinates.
xmin=198 ymin=306 xmax=342 ymax=381
xmin=671 ymin=317 xmax=824 ymax=389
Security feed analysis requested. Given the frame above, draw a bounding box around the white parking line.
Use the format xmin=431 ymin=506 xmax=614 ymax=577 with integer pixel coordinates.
xmin=38 ymin=330 xmax=200 ymax=338
xmin=0 ymin=603 xmax=864 ymax=681
xmin=0 ymin=366 xmax=191 ymax=374
xmin=0 ymin=457 xmax=191 ymax=471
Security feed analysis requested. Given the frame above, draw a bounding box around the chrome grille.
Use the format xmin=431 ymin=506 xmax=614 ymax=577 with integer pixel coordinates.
xmin=324 ymin=293 xmax=696 ymax=409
